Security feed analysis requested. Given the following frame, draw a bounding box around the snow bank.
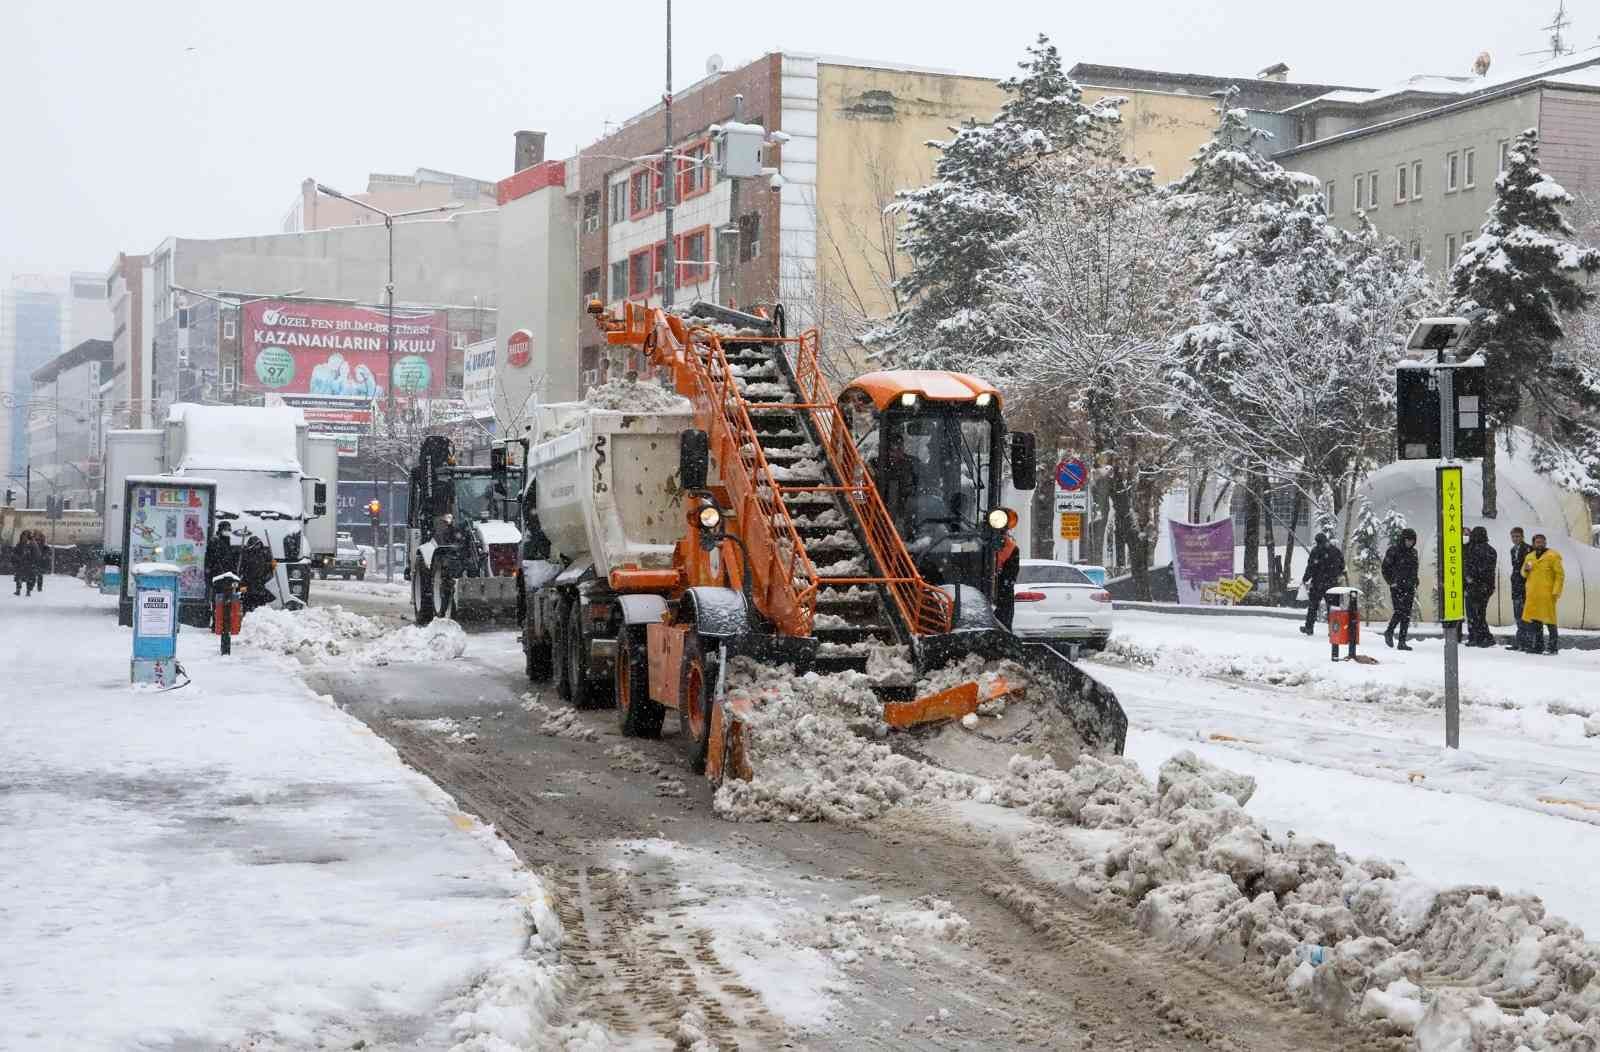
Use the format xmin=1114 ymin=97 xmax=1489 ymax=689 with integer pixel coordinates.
xmin=239 ymin=606 xmax=467 ymax=665
xmin=582 ymin=377 xmax=691 ymax=413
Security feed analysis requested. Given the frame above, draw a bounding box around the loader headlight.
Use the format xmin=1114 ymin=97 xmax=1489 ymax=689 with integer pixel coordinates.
xmin=987 ymin=508 xmax=1010 ymax=530
xmin=975 ymin=392 xmax=993 ymax=407
xmin=899 ymin=392 xmax=918 ymax=408
xmin=697 ymin=504 xmax=723 ymax=530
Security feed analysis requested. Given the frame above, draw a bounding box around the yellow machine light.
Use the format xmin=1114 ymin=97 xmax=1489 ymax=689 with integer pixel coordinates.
xmin=697 ymin=504 xmax=723 ymax=530
xmin=899 ymin=391 xmax=918 ymax=408
xmin=987 ymin=508 xmax=1010 ymax=530
xmin=975 ymin=392 xmax=993 ymax=407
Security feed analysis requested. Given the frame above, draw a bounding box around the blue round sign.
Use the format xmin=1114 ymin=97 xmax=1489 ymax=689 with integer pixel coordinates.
xmin=1056 ymin=458 xmax=1088 ymax=491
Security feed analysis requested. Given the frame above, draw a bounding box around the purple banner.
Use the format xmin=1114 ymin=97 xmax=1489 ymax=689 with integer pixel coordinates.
xmin=1170 ymin=518 xmax=1236 ymax=605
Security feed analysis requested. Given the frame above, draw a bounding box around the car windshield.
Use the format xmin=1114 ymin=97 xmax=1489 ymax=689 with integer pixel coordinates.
xmin=1018 ymin=564 xmax=1093 ymax=586
xmin=198 ymin=469 xmax=303 ymax=520
xmin=451 ymin=475 xmax=496 ymax=521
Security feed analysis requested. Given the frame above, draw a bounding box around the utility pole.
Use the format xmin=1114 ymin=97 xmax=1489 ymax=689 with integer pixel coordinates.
xmin=661 ymin=0 xmax=676 ymax=309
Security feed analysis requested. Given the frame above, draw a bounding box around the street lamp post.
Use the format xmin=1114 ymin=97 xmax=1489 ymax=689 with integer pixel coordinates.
xmin=312 ymin=184 xmax=459 ymax=582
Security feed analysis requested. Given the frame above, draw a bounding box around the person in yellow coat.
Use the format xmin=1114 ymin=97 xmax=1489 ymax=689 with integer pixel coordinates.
xmin=1521 ymin=533 xmax=1565 ymax=655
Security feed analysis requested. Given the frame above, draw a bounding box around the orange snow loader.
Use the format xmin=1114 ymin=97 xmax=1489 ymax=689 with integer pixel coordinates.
xmin=523 ymin=300 xmax=1125 ymax=785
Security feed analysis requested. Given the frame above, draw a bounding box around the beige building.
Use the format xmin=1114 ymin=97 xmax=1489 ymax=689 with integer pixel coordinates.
xmin=281 ymin=168 xmax=499 ymax=233
xmin=1276 ymin=53 xmax=1600 ymax=274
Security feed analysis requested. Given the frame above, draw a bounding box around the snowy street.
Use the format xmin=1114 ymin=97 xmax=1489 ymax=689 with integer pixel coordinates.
xmin=0 ymin=581 xmax=558 ymax=1051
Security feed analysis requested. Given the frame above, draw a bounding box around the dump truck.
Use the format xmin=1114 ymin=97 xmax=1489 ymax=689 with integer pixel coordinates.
xmin=406 ymin=434 xmax=525 ymax=624
xmin=519 ymin=300 xmax=1126 ymax=784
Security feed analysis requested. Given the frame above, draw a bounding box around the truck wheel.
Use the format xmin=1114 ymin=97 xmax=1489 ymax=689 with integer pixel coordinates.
xmin=432 ymin=563 xmax=455 ymax=620
xmin=679 ymin=638 xmax=714 ymax=772
xmin=553 ymin=598 xmax=571 ymax=700
xmin=412 ymin=562 xmax=435 ymax=626
xmin=566 ymin=604 xmax=599 ymax=709
xmin=524 ymin=625 xmax=553 ymax=683
xmin=617 ymin=624 xmax=664 ymax=738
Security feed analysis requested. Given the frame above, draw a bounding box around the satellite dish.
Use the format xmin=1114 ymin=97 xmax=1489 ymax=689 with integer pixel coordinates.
xmin=706 ymin=53 xmax=725 ymax=76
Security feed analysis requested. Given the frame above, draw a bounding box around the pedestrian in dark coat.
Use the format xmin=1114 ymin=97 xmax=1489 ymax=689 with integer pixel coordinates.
xmin=1464 ymin=525 xmax=1497 ymax=646
xmin=1506 ymin=527 xmax=1534 ymax=651
xmin=1381 ymin=528 xmax=1419 ymax=650
xmin=1300 ymin=533 xmax=1346 ymax=635
xmin=31 ymin=533 xmax=49 ymax=593
xmin=237 ymin=532 xmax=276 ymax=614
xmin=204 ymin=521 xmax=237 ymax=587
xmin=13 ymin=530 xmax=37 ymax=596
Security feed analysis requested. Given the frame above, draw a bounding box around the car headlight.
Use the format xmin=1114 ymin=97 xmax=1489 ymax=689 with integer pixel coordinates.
xmin=986 ymin=508 xmax=1010 ymax=530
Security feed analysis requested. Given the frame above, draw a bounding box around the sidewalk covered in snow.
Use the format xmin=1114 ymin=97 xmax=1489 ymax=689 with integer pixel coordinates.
xmin=0 ymin=580 xmax=556 ymax=1050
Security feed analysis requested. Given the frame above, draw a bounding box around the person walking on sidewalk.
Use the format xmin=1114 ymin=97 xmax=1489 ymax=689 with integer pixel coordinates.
xmin=31 ymin=532 xmax=49 ymax=593
xmin=1300 ymin=533 xmax=1346 ymax=635
xmin=1381 ymin=528 xmax=1419 ymax=650
xmin=1521 ymin=534 xmax=1564 ymax=655
xmin=1505 ymin=527 xmax=1534 ymax=651
xmin=1464 ymin=526 xmax=1497 ymax=647
xmin=12 ymin=530 xmax=37 ymax=596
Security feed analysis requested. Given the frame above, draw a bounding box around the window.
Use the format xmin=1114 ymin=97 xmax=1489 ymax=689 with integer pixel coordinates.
xmin=652 ymin=243 xmax=667 ymax=293
xmin=677 ymin=227 xmax=711 ymax=285
xmin=1412 ymin=160 xmax=1423 ymax=199
xmin=739 ymin=212 xmax=761 ymax=261
xmin=1462 ymin=231 xmax=1474 ymax=253
xmin=609 ymin=259 xmax=627 ymax=301
xmin=1396 ymin=164 xmax=1408 ymax=203
xmin=1498 ymin=139 xmax=1510 ymax=173
xmin=629 ymin=248 xmax=651 ymax=298
xmin=678 ymin=140 xmax=711 ymax=199
xmin=1446 ymin=151 xmax=1459 ymax=192
xmin=223 ymin=317 xmax=236 ymax=340
xmin=1411 ymin=241 xmax=1422 ymax=262
xmin=1353 ymin=176 xmax=1364 ymax=212
xmin=629 ymin=168 xmax=654 ymax=218
xmin=452 ymin=331 xmax=467 ymax=350
xmin=1446 ymin=234 xmax=1458 ymax=263
xmin=582 ymin=191 xmax=601 ymax=233
xmin=1324 ymin=180 xmax=1335 ymax=215
xmin=1463 ymin=147 xmax=1476 ymax=188
xmin=582 ymin=267 xmax=601 ymax=302
xmin=222 ymin=363 xmax=236 ymax=391
xmin=1367 ymin=171 xmax=1379 ymax=208
xmin=609 ymin=180 xmax=627 ymax=223
xmin=177 ymin=307 xmax=190 ymax=330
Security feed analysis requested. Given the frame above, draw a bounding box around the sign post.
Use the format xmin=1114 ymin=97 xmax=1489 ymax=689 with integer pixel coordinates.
xmin=1054 ymin=457 xmax=1087 ymax=562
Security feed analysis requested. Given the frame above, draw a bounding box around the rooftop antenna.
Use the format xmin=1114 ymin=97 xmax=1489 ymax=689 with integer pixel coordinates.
xmin=1521 ymin=0 xmax=1573 ymax=60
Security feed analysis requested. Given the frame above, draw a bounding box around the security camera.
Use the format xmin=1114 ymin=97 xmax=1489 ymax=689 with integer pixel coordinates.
xmin=768 ymin=171 xmax=783 ymax=192
xmin=765 ymin=130 xmax=792 ymax=145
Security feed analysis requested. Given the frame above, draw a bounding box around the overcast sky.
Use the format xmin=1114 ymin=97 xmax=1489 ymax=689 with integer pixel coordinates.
xmin=1 ymin=0 xmax=1583 ymax=283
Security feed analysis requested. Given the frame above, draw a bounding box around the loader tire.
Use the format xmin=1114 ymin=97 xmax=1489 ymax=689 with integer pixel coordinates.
xmin=617 ymin=625 xmax=664 ymax=738
xmin=678 ymin=638 xmax=713 ymax=773
xmin=412 ymin=560 xmax=435 ymax=627
xmin=524 ymin=627 xmax=553 ymax=683
xmin=567 ymin=604 xmax=605 ymax=710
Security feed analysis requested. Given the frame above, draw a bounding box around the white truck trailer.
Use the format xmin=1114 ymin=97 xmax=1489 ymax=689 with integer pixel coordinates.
xmin=102 ymin=403 xmax=339 ymax=622
xmin=518 ymin=399 xmax=698 ymax=705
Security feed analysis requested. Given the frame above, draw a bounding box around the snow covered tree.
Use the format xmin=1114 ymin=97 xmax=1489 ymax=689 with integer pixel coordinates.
xmin=869 ymin=34 xmax=1122 ymax=369
xmin=1168 ymin=92 xmax=1323 ymax=587
xmin=1350 ymin=502 xmax=1409 ymax=618
xmin=1448 ymin=128 xmax=1600 ymax=516
xmin=983 ymin=160 xmax=1202 ymax=598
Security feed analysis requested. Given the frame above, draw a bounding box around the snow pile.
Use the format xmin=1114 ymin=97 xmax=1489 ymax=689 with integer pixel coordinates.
xmin=805 ymin=894 xmax=972 ymax=965
xmin=239 ymin=606 xmax=466 ymax=665
xmin=520 ymin=694 xmax=600 ymax=742
xmin=582 ymin=378 xmax=691 ymax=414
xmin=713 ymin=659 xmax=981 ymax=822
xmin=996 ymin=748 xmax=1600 ymax=1047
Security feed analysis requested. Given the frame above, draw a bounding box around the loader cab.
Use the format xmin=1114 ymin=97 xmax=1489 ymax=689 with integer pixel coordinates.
xmin=841 ymin=371 xmax=1012 ymax=600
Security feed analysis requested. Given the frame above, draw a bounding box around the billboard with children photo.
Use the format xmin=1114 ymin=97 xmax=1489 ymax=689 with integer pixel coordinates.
xmin=241 ymin=300 xmax=447 ymax=398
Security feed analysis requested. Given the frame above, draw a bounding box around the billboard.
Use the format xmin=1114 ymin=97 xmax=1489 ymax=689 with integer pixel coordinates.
xmin=463 ymin=338 xmax=496 ymax=417
xmin=265 ymin=393 xmax=371 ymax=459
xmin=242 ymin=300 xmax=447 ymax=398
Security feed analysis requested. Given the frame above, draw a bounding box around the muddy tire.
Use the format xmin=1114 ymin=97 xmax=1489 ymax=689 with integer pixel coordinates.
xmin=617 ymin=624 xmax=664 ymax=738
xmin=553 ymin=598 xmax=571 ymax=701
xmin=412 ymin=561 xmax=435 ymax=627
xmin=678 ymin=637 xmax=713 ymax=772
xmin=567 ymin=603 xmax=597 ymax=709
xmin=524 ymin=626 xmax=553 ymax=683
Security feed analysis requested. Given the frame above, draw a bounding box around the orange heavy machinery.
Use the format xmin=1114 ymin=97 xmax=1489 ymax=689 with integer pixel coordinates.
xmin=517 ymin=300 xmax=1125 ymax=784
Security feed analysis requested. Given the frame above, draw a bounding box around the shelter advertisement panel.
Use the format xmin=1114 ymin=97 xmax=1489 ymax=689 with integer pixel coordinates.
xmin=1169 ymin=517 xmax=1236 ymax=605
xmin=123 ymin=480 xmax=215 ymax=600
xmin=242 ymin=300 xmax=447 ymax=398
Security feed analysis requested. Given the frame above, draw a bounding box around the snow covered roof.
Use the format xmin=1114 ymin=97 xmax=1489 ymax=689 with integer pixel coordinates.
xmin=1286 ymin=49 xmax=1600 ymax=115
xmin=167 ymin=404 xmax=305 ymax=473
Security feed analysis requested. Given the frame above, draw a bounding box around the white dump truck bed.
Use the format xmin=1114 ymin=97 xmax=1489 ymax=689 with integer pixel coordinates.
xmin=525 ymin=405 xmax=697 ymax=579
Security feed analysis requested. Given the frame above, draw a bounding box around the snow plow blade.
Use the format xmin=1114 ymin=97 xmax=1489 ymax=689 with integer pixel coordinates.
xmin=882 ymin=676 xmax=1019 ymax=729
xmin=449 ymin=577 xmax=521 ymax=622
xmin=917 ymin=630 xmax=1127 ymax=755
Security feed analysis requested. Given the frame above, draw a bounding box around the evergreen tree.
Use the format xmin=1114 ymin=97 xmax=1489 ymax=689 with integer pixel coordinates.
xmin=1448 ymin=128 xmax=1600 ymax=515
xmin=870 ymin=34 xmax=1122 ymax=368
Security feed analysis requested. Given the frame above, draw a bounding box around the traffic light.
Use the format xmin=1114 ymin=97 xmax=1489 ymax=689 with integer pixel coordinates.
xmin=366 ymin=499 xmax=382 ymax=534
xmin=3 ymin=488 xmax=13 ymax=506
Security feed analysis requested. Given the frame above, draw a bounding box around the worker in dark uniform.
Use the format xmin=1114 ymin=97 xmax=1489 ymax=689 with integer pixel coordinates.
xmin=994 ymin=529 xmax=1020 ymax=631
